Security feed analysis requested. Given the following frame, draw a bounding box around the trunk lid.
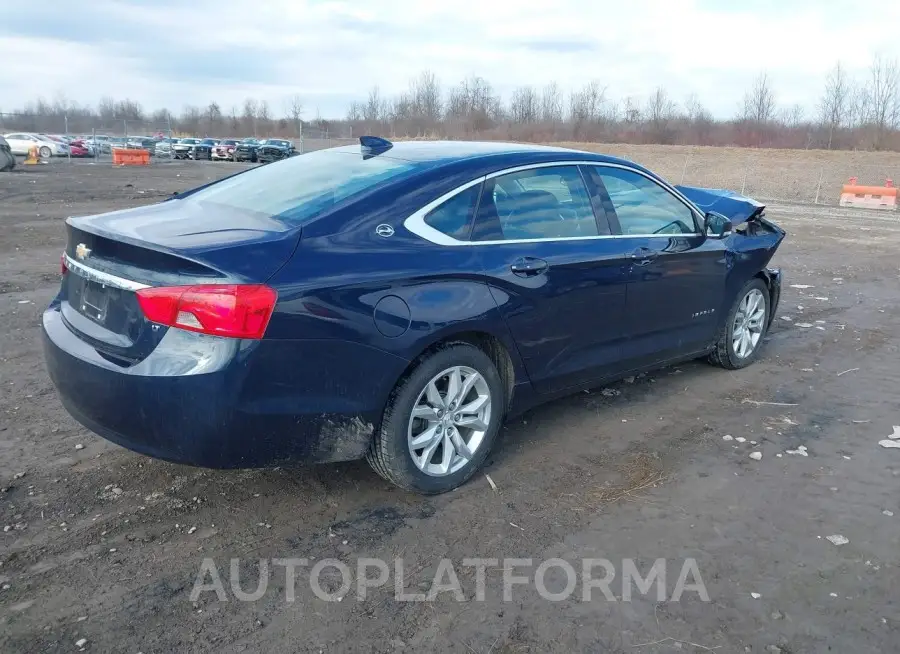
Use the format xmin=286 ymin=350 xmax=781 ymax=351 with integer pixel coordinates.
xmin=61 ymin=199 xmax=300 ymax=366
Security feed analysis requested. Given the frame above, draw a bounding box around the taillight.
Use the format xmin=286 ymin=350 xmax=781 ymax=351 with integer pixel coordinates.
xmin=136 ymin=284 xmax=277 ymax=340
xmin=61 ymin=253 xmax=68 ymax=275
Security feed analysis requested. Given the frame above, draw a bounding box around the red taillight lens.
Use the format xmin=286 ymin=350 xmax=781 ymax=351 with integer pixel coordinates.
xmin=136 ymin=284 xmax=277 ymax=340
xmin=61 ymin=253 xmax=68 ymax=275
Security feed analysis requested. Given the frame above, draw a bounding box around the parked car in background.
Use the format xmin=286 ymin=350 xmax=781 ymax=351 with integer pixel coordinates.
xmin=211 ymin=139 xmax=240 ymax=161
xmin=0 ymin=136 xmax=15 ymax=171
xmin=256 ymin=139 xmax=296 ymax=163
xmin=108 ymin=137 xmax=130 ymax=152
xmin=3 ymin=133 xmax=69 ymax=157
xmin=155 ymin=138 xmax=179 ymax=157
xmin=127 ymin=137 xmax=159 ymax=154
xmin=233 ymin=138 xmax=260 ymax=162
xmin=41 ymin=138 xmax=784 ymax=494
xmin=82 ymin=136 xmax=111 ymax=153
xmin=171 ymin=138 xmax=212 ymax=160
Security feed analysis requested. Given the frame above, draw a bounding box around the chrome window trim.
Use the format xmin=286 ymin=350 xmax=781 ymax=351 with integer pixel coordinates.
xmin=64 ymin=253 xmax=150 ymax=291
xmin=403 ymin=160 xmax=705 ymax=246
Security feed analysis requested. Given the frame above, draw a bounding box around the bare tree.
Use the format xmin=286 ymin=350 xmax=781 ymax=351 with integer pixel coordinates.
xmin=180 ymin=105 xmax=202 ymax=135
xmin=446 ymin=76 xmax=502 ymax=134
xmin=540 ymin=82 xmax=563 ymax=124
xmin=741 ymin=72 xmax=777 ymax=125
xmin=257 ymin=100 xmax=271 ymax=136
xmin=509 ymin=86 xmax=540 ymax=124
xmin=287 ymin=94 xmax=304 ymax=137
xmin=408 ymin=70 xmax=443 ymax=127
xmin=364 ymin=86 xmax=386 ymax=123
xmin=818 ymin=62 xmax=851 ymax=148
xmin=864 ymin=54 xmax=900 ymax=149
xmin=645 ymin=87 xmax=677 ymax=143
xmin=205 ymin=102 xmax=222 ymax=135
xmin=241 ymin=98 xmax=258 ymax=136
xmin=569 ymin=80 xmax=607 ymax=138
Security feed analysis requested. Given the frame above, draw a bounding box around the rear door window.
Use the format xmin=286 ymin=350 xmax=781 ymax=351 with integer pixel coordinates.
xmin=473 ymin=165 xmax=599 ymax=241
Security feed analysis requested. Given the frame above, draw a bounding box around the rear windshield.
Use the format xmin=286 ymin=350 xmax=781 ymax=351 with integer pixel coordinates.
xmin=180 ymin=150 xmax=418 ymax=224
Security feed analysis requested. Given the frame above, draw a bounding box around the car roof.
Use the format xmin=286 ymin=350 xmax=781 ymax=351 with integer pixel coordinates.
xmin=326 ymin=140 xmax=636 ymax=169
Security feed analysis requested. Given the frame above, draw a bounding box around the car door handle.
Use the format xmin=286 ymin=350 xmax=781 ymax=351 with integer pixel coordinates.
xmin=629 ymin=247 xmax=658 ymax=266
xmin=510 ymin=257 xmax=549 ymax=276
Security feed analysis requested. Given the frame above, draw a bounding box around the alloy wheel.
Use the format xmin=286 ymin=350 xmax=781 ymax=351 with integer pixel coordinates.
xmin=732 ymin=288 xmax=766 ymax=358
xmin=407 ymin=366 xmax=492 ymax=476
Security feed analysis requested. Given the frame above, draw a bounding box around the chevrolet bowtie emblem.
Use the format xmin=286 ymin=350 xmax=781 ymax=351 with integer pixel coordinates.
xmin=75 ymin=243 xmax=91 ymax=260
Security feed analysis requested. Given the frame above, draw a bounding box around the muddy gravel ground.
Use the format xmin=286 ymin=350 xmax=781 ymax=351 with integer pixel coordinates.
xmin=1 ymin=161 xmax=899 ymax=654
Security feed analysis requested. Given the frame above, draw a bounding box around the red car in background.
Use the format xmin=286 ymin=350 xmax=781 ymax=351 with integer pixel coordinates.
xmin=211 ymin=139 xmax=240 ymax=161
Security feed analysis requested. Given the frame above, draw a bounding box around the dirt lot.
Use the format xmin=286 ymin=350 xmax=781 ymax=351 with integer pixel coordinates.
xmin=1 ymin=151 xmax=899 ymax=653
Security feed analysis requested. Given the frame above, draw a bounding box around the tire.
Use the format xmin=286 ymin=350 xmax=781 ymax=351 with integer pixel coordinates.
xmin=367 ymin=343 xmax=505 ymax=494
xmin=708 ymin=278 xmax=771 ymax=370
xmin=39 ymin=146 xmax=51 ymax=159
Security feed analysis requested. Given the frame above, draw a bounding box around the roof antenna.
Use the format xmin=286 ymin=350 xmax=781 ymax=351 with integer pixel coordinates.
xmin=359 ymin=135 xmax=393 ymax=159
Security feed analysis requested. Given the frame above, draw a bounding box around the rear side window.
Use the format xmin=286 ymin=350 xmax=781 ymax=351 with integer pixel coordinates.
xmin=424 ymin=185 xmax=480 ymax=240
xmin=181 ymin=150 xmax=418 ymax=225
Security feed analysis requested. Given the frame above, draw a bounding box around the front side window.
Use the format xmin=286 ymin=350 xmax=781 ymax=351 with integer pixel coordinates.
xmin=474 ymin=166 xmax=598 ymax=241
xmin=594 ymin=167 xmax=698 ymax=235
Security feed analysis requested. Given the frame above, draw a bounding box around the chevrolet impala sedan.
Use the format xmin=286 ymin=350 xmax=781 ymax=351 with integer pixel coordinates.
xmin=43 ymin=138 xmax=785 ymax=494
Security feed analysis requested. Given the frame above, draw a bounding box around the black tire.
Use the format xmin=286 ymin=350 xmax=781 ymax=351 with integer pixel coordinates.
xmin=39 ymin=146 xmax=51 ymax=159
xmin=367 ymin=343 xmax=505 ymax=494
xmin=708 ymin=278 xmax=771 ymax=370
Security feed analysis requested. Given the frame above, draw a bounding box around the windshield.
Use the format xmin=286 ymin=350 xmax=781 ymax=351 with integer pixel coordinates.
xmin=180 ymin=150 xmax=418 ymax=225
xmin=220 ymin=140 xmax=237 ymax=145
xmin=181 ymin=139 xmax=199 ymax=144
xmin=264 ymin=140 xmax=290 ymax=147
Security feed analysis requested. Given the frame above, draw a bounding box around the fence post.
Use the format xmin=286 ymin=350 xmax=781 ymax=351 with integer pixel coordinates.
xmin=65 ymin=113 xmax=71 ymax=164
xmin=813 ymin=168 xmax=824 ymax=205
xmin=679 ymin=149 xmax=691 ymax=184
xmin=741 ymin=162 xmax=748 ymax=195
xmin=92 ymin=128 xmax=97 ymax=161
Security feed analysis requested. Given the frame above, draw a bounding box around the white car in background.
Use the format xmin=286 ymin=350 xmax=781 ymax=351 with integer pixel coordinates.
xmin=3 ymin=133 xmax=69 ymax=157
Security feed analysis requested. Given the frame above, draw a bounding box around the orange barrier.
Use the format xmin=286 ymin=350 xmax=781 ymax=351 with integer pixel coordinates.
xmin=112 ymin=149 xmax=150 ymax=166
xmin=839 ymin=177 xmax=897 ymax=211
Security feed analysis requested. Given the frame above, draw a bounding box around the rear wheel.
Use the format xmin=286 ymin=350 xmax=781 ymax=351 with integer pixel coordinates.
xmin=708 ymin=279 xmax=770 ymax=370
xmin=367 ymin=343 xmax=504 ymax=494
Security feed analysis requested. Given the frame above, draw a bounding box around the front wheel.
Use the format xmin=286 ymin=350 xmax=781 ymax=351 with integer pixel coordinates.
xmin=367 ymin=343 xmax=505 ymax=494
xmin=39 ymin=146 xmax=52 ymax=158
xmin=708 ymin=279 xmax=770 ymax=370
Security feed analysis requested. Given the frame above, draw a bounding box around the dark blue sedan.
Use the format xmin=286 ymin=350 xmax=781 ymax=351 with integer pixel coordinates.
xmin=42 ymin=138 xmax=785 ymax=494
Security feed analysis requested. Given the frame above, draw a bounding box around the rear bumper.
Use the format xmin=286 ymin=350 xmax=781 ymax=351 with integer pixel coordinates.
xmin=42 ymin=306 xmax=402 ymax=468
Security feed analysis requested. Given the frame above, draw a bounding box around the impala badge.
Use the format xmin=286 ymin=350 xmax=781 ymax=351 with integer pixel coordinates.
xmin=75 ymin=243 xmax=91 ymax=260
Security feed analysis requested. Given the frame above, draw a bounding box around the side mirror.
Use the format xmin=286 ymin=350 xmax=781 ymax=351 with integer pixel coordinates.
xmin=704 ymin=212 xmax=733 ymax=239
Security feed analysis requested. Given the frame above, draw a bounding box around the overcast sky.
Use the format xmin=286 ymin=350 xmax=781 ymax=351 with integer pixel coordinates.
xmin=2 ymin=0 xmax=898 ymax=120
